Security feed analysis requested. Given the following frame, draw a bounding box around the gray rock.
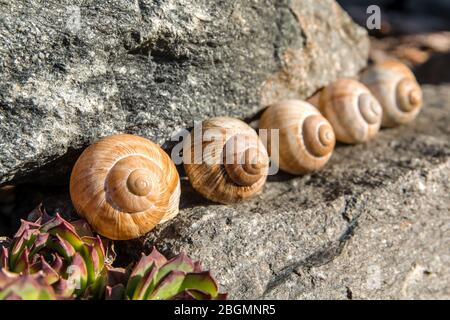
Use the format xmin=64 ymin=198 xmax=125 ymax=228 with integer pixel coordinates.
xmin=114 ymin=84 xmax=449 ymax=299
xmin=0 ymin=0 xmax=369 ymax=185
xmin=1 ymin=85 xmax=449 ymax=299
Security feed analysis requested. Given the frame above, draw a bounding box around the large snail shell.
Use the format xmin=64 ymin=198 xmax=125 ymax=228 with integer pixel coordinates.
xmin=183 ymin=117 xmax=269 ymax=204
xmin=360 ymin=60 xmax=423 ymax=127
xmin=315 ymin=79 xmax=382 ymax=144
xmin=70 ymin=134 xmax=180 ymax=240
xmin=259 ymin=100 xmax=336 ymax=175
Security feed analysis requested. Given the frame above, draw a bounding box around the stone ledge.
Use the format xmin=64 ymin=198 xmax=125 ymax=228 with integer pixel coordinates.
xmin=0 ymin=0 xmax=368 ymax=185
xmin=1 ymin=85 xmax=448 ymax=299
xmin=115 ymin=84 xmax=450 ymax=299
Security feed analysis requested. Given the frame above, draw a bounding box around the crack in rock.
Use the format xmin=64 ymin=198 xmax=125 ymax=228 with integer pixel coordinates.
xmin=261 ymin=196 xmax=363 ymax=297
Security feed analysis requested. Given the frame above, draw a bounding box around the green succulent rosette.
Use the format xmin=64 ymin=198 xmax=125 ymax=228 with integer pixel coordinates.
xmin=106 ymin=247 xmax=227 ymax=300
xmin=0 ymin=206 xmax=110 ymax=299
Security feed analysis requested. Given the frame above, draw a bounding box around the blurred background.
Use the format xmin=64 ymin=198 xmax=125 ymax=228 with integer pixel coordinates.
xmin=338 ymin=0 xmax=450 ymax=84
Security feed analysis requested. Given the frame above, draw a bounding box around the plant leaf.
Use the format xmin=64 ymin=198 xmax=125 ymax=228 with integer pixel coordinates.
xmin=71 ymin=220 xmax=93 ymax=238
xmin=179 ymin=271 xmax=219 ymax=298
xmin=13 ymin=248 xmax=30 ymax=273
xmin=0 ymin=247 xmax=9 ymax=269
xmin=46 ymin=234 xmax=76 ymax=259
xmin=66 ymin=252 xmax=88 ymax=295
xmin=105 ymin=284 xmax=125 ymax=300
xmin=125 ymin=253 xmax=154 ymax=297
xmin=154 ymin=253 xmax=194 ymax=285
xmin=29 ymin=233 xmax=49 ymax=257
xmin=41 ymin=214 xmax=84 ymax=251
xmin=172 ymin=289 xmax=211 ymax=300
xmin=147 ymin=270 xmax=186 ymax=300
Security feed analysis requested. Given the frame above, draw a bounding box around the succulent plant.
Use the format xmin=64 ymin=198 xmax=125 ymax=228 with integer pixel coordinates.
xmin=0 ymin=206 xmax=110 ymax=299
xmin=0 ymin=270 xmax=60 ymax=300
xmin=0 ymin=207 xmax=227 ymax=301
xmin=106 ymin=247 xmax=227 ymax=300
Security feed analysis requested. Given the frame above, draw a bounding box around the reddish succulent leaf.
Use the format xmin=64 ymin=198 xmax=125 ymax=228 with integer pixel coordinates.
xmin=50 ymin=254 xmax=64 ymax=274
xmin=187 ymin=289 xmax=214 ymax=300
xmin=29 ymin=233 xmax=49 ymax=257
xmin=1 ymin=208 xmax=227 ymax=301
xmin=129 ymin=253 xmax=151 ymax=278
xmin=129 ymin=248 xmax=167 ymax=279
xmin=193 ymin=261 xmax=203 ymax=272
xmin=71 ymin=220 xmax=94 ymax=238
xmin=9 ymin=236 xmax=25 ymax=268
xmin=82 ymin=236 xmax=105 ymax=274
xmin=155 ymin=253 xmax=194 ymax=284
xmin=137 ymin=252 xmax=194 ymax=299
xmin=132 ymin=263 xmax=159 ymax=300
xmin=90 ymin=244 xmax=102 ymax=276
xmin=47 ymin=234 xmax=76 ymax=259
xmin=13 ymin=247 xmax=30 ymax=273
xmin=171 ymin=290 xmax=197 ymax=300
xmin=106 ymin=284 xmax=125 ymax=300
xmin=0 ymin=247 xmax=8 ymax=269
xmin=9 ymin=229 xmax=40 ymax=270
xmin=26 ymin=204 xmax=52 ymax=224
xmin=42 ymin=214 xmax=84 ymax=251
xmin=147 ymin=270 xmax=186 ymax=300
xmin=52 ymin=278 xmax=74 ymax=298
xmin=127 ymin=260 xmax=157 ymax=300
xmin=3 ymin=292 xmax=22 ymax=300
xmin=29 ymin=257 xmax=59 ymax=285
xmin=0 ymin=269 xmax=17 ymax=287
xmin=13 ymin=220 xmax=40 ymax=240
xmin=180 ymin=271 xmax=219 ymax=298
xmin=0 ymin=273 xmax=57 ymax=300
xmin=79 ymin=244 xmax=96 ymax=284
xmin=106 ymin=267 xmax=128 ymax=289
xmin=172 ymin=289 xmax=229 ymax=300
xmin=67 ymin=252 xmax=88 ymax=295
xmin=147 ymin=247 xmax=168 ymax=268
xmin=87 ymin=267 xmax=108 ymax=300
xmin=172 ymin=289 xmax=211 ymax=300
xmin=1 ymin=207 xmax=111 ymax=300
xmin=126 ymin=253 xmax=155 ymax=297
xmin=215 ymin=293 xmax=228 ymax=300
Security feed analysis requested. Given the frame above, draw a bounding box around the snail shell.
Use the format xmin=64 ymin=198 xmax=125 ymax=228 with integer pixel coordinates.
xmin=183 ymin=117 xmax=269 ymax=204
xmin=70 ymin=134 xmax=180 ymax=240
xmin=259 ymin=100 xmax=335 ymax=175
xmin=314 ymin=79 xmax=382 ymax=144
xmin=360 ymin=60 xmax=423 ymax=127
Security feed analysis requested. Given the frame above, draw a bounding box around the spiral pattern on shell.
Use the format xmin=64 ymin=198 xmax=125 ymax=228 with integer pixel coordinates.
xmin=360 ymin=60 xmax=423 ymax=127
xmin=317 ymin=79 xmax=382 ymax=144
xmin=259 ymin=100 xmax=336 ymax=175
xmin=70 ymin=134 xmax=180 ymax=240
xmin=396 ymin=77 xmax=422 ymax=112
xmin=183 ymin=117 xmax=269 ymax=204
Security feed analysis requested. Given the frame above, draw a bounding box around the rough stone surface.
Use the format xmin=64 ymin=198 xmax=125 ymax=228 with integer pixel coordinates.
xmin=0 ymin=0 xmax=369 ymax=185
xmin=1 ymin=85 xmax=449 ymax=299
xmin=1 ymin=1 xmax=448 ymax=300
xmin=115 ymin=84 xmax=449 ymax=299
